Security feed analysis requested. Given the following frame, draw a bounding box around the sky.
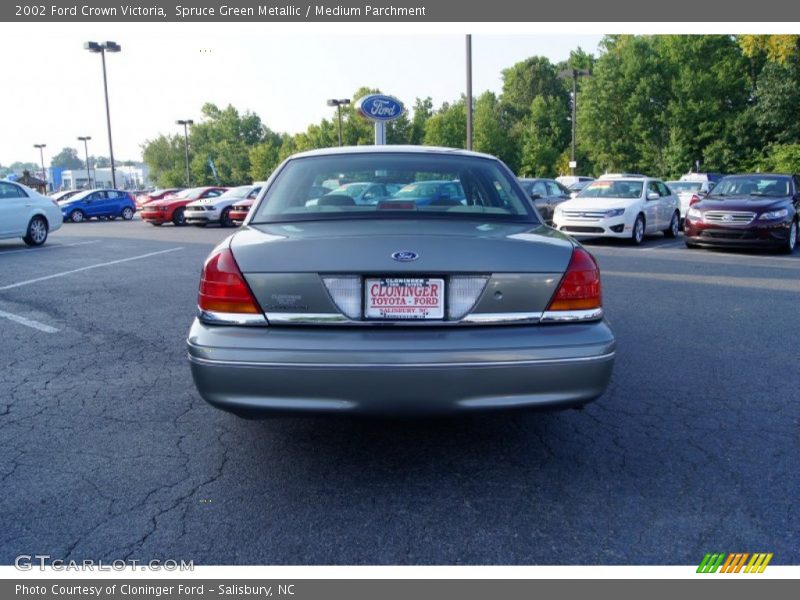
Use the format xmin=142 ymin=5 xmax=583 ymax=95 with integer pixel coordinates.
xmin=0 ymin=23 xmax=602 ymax=166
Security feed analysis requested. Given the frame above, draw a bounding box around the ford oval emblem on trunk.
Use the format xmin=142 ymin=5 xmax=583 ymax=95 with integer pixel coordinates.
xmin=392 ymin=251 xmax=418 ymax=262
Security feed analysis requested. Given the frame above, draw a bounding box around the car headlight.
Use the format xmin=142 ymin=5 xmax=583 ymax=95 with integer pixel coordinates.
xmin=687 ymin=207 xmax=702 ymax=220
xmin=759 ymin=209 xmax=789 ymax=220
xmin=605 ymin=208 xmax=625 ymax=218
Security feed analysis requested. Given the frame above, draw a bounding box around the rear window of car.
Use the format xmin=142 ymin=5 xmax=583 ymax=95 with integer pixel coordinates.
xmin=579 ymin=180 xmax=643 ymax=199
xmin=250 ymin=153 xmax=537 ymax=223
xmin=667 ymin=181 xmax=702 ymax=192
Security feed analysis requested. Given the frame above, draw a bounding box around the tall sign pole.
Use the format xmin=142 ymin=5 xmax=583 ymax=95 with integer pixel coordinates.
xmin=466 ymin=34 xmax=473 ymax=151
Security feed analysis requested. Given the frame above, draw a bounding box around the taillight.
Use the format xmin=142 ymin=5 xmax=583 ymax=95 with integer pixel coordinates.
xmin=546 ymin=248 xmax=602 ymax=312
xmin=198 ymin=248 xmax=261 ymax=315
xmin=689 ymin=194 xmax=701 ymax=206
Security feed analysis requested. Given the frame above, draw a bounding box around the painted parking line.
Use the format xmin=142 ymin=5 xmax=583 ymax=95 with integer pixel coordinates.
xmin=0 ymin=240 xmax=100 ymax=256
xmin=638 ymin=240 xmax=685 ymax=251
xmin=0 ymin=247 xmax=184 ymax=291
xmin=0 ymin=309 xmax=59 ymax=333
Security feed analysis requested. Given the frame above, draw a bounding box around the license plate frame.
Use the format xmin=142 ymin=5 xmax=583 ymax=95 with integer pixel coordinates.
xmin=364 ymin=277 xmax=445 ymax=320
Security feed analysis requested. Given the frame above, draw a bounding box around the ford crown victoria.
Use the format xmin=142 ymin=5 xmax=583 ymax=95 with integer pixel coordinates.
xmin=187 ymin=146 xmax=616 ymax=417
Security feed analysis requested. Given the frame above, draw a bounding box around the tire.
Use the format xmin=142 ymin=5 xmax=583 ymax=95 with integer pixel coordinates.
xmin=69 ymin=209 xmax=85 ymax=223
xmin=782 ymin=219 xmax=798 ymax=254
xmin=664 ymin=211 xmax=680 ymax=238
xmin=172 ymin=207 xmax=187 ymax=226
xmin=121 ymin=207 xmax=134 ymax=221
xmin=630 ymin=214 xmax=645 ymax=245
xmin=23 ymin=216 xmax=48 ymax=246
xmin=220 ymin=207 xmax=234 ymax=228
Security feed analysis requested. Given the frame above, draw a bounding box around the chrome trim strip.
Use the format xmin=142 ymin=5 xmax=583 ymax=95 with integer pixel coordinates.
xmin=264 ymin=311 xmax=545 ymax=325
xmin=187 ymin=351 xmax=616 ymax=370
xmin=460 ymin=312 xmax=542 ymax=324
xmin=198 ymin=309 xmax=267 ymax=326
xmin=265 ymin=312 xmax=350 ymax=324
xmin=540 ymin=308 xmax=604 ymax=323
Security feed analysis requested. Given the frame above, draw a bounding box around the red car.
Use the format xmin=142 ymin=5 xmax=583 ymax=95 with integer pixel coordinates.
xmin=228 ymin=197 xmax=255 ymax=224
xmin=141 ymin=186 xmax=228 ymax=226
xmin=136 ymin=188 xmax=182 ymax=210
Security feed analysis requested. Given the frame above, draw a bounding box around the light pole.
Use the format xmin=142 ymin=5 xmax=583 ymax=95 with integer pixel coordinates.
xmin=33 ymin=144 xmax=47 ymax=187
xmin=77 ymin=136 xmax=92 ymax=189
xmin=176 ymin=119 xmax=194 ymax=186
xmin=84 ymin=41 xmax=121 ymax=188
xmin=466 ymin=34 xmax=473 ymax=151
xmin=326 ymin=99 xmax=350 ymax=147
xmin=558 ymin=68 xmax=591 ymax=176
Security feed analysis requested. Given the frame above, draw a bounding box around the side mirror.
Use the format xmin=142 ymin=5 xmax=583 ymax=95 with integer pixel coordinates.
xmin=647 ymin=192 xmax=660 ymax=201
xmin=530 ymin=193 xmax=542 ymax=200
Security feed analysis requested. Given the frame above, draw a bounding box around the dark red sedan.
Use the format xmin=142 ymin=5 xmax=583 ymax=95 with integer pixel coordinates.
xmin=684 ymin=174 xmax=799 ymax=253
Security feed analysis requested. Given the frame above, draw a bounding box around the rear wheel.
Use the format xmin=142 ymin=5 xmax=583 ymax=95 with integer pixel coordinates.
xmin=69 ymin=209 xmax=85 ymax=223
xmin=121 ymin=207 xmax=134 ymax=221
xmin=23 ymin=216 xmax=48 ymax=246
xmin=664 ymin=211 xmax=680 ymax=238
xmin=782 ymin=219 xmax=798 ymax=254
xmin=630 ymin=214 xmax=645 ymax=245
xmin=172 ymin=207 xmax=187 ymax=226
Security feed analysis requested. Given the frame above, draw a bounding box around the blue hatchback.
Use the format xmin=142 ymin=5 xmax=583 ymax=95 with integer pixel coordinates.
xmin=59 ymin=189 xmax=137 ymax=223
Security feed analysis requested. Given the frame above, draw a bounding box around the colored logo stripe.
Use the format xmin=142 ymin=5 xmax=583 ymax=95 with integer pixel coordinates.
xmin=697 ymin=552 xmax=773 ymax=573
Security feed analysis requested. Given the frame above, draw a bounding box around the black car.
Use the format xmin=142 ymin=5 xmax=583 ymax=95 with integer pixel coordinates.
xmin=517 ymin=178 xmax=572 ymax=225
xmin=683 ymin=173 xmax=799 ymax=253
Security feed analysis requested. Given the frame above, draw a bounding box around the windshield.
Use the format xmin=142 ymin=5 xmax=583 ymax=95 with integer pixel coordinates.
xmin=174 ymin=187 xmax=205 ymax=199
xmin=251 ymin=153 xmax=535 ymax=224
xmin=578 ymin=180 xmax=643 ymax=199
xmin=709 ymin=176 xmax=791 ymax=198
xmin=667 ymin=181 xmax=702 ymax=193
xmin=218 ymin=186 xmax=255 ymax=199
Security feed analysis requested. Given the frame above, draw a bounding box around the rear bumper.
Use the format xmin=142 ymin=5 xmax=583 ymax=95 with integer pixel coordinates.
xmin=187 ymin=319 xmax=616 ymax=416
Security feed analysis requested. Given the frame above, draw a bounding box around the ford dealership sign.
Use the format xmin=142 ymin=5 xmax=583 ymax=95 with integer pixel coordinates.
xmin=356 ymin=94 xmax=405 ymax=122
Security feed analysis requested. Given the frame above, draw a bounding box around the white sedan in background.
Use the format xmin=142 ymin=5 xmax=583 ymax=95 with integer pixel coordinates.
xmin=553 ymin=177 xmax=681 ymax=245
xmin=0 ymin=181 xmax=62 ymax=246
xmin=185 ymin=184 xmax=262 ymax=227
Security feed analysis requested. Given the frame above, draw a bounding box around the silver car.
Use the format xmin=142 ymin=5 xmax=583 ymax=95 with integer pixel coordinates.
xmin=187 ymin=146 xmax=615 ymax=417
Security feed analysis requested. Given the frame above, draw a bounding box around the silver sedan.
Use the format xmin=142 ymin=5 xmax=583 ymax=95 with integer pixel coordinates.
xmin=187 ymin=146 xmax=615 ymax=417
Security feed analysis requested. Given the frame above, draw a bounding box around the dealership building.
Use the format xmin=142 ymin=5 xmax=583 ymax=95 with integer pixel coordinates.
xmin=59 ymin=164 xmax=149 ymax=190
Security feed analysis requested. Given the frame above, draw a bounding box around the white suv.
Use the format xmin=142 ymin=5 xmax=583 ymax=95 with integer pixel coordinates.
xmin=553 ymin=177 xmax=681 ymax=245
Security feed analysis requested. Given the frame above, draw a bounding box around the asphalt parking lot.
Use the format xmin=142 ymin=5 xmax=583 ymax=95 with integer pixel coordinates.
xmin=1 ymin=218 xmax=798 ymax=565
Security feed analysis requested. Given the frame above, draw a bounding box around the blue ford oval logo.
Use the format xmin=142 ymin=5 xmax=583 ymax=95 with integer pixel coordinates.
xmin=392 ymin=251 xmax=418 ymax=262
xmin=356 ymin=94 xmax=405 ymax=122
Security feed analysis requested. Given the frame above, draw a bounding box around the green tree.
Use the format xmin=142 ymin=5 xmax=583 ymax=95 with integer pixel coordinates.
xmin=141 ymin=134 xmax=187 ymax=187
xmin=423 ymin=99 xmax=467 ymax=149
xmin=473 ymin=91 xmax=513 ymax=165
xmin=409 ymin=97 xmax=433 ymax=145
xmin=249 ymin=128 xmax=283 ymax=181
xmin=518 ymin=96 xmax=570 ymax=177
xmin=50 ymin=147 xmax=83 ymax=169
